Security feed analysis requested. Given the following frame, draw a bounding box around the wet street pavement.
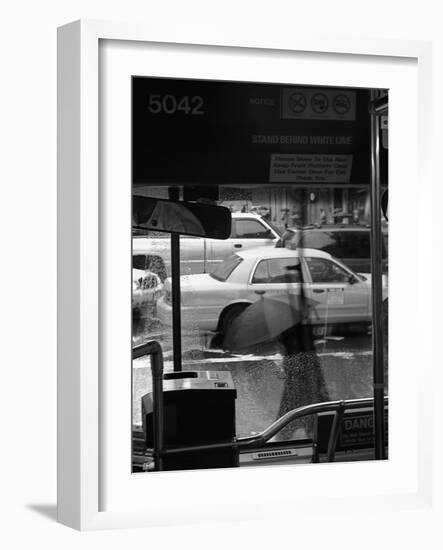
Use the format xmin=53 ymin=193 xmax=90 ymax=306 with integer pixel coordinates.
xmin=132 ymin=314 xmax=377 ymax=439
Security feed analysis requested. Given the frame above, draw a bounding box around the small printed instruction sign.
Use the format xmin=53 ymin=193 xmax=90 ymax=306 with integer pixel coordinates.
xmin=281 ymin=88 xmax=356 ymax=121
xmin=269 ymin=153 xmax=352 ymax=183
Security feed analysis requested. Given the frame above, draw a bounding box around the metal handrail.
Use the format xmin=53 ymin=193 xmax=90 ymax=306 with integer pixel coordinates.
xmin=236 ymin=397 xmax=388 ymax=450
xmin=133 ymin=341 xmax=165 ymax=470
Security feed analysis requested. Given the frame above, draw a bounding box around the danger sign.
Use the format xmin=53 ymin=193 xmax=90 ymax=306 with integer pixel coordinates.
xmin=315 ymin=407 xmax=388 ymax=453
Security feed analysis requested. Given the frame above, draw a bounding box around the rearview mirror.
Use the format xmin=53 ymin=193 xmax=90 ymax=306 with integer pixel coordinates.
xmin=132 ymin=196 xmax=232 ymax=239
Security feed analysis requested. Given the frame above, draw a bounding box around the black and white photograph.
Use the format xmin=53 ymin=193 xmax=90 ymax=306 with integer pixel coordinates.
xmin=4 ymin=0 xmax=440 ymax=542
xmin=131 ymin=77 xmax=389 ymax=473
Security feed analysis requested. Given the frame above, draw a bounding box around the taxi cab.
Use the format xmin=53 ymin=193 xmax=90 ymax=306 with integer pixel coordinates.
xmin=156 ymin=247 xmax=388 ymax=337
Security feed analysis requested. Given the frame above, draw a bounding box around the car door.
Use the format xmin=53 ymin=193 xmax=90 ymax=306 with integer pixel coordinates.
xmin=301 ymin=256 xmax=370 ymax=324
xmin=204 ymin=234 xmax=236 ymax=273
xmin=178 ymin=235 xmax=206 ymax=275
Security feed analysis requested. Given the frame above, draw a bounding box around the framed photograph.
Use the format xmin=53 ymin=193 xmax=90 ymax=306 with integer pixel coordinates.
xmin=58 ymin=19 xmax=433 ymax=530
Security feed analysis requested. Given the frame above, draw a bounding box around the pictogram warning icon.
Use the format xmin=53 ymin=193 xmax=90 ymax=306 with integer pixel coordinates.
xmin=311 ymin=92 xmax=329 ymax=114
xmin=288 ymin=92 xmax=307 ymax=114
xmin=333 ymin=94 xmax=351 ymax=115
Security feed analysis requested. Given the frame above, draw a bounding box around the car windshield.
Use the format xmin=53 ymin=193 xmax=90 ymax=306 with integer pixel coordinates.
xmin=210 ymin=254 xmax=243 ymax=282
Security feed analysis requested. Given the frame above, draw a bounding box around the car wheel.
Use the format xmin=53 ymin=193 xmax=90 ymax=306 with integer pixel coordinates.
xmin=217 ymin=304 xmax=249 ymax=349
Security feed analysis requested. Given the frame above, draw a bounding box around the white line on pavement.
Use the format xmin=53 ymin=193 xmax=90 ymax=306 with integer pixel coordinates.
xmin=132 ymin=350 xmax=373 ymax=369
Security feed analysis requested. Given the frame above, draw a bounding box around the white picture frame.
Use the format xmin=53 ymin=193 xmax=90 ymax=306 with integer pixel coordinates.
xmin=58 ymin=19 xmax=434 ymax=531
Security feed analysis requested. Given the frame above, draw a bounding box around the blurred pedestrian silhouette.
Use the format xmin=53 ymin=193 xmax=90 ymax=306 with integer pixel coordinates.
xmin=276 ymin=323 xmax=329 ymax=440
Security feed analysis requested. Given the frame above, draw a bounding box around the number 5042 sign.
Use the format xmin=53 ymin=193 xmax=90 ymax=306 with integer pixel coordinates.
xmin=148 ymin=94 xmax=205 ymax=115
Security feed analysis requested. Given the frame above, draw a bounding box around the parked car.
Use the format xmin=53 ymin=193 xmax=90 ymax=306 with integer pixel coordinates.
xmin=156 ymin=247 xmax=388 ymax=341
xmin=132 ymin=212 xmax=282 ymax=278
xmin=275 ymin=224 xmax=388 ymax=274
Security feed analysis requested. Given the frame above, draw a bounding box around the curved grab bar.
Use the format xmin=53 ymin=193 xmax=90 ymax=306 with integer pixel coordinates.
xmin=238 ymin=396 xmax=388 ymax=450
xmin=133 ymin=341 xmax=165 ymax=470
